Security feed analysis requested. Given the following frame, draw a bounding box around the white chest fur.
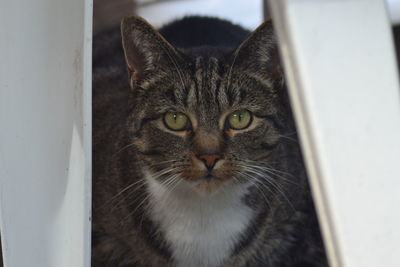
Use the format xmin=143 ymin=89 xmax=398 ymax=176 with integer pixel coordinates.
xmin=146 ymin=174 xmax=254 ymax=267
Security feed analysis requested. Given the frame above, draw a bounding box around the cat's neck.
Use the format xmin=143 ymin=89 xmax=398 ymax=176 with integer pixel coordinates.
xmin=145 ymin=171 xmax=255 ymax=267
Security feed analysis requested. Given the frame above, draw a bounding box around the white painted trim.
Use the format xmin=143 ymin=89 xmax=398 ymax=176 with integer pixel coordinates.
xmin=0 ymin=0 xmax=92 ymax=266
xmin=269 ymin=0 xmax=400 ymax=266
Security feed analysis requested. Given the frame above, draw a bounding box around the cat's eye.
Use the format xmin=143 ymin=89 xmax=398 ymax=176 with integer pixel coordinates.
xmin=227 ymin=110 xmax=252 ymax=130
xmin=163 ymin=112 xmax=190 ymax=131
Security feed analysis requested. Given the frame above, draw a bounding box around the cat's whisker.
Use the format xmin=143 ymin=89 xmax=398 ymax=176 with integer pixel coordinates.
xmin=245 ymin=165 xmax=299 ymax=186
xmin=241 ymin=170 xmax=289 ymax=211
xmin=277 ymin=135 xmax=298 ymax=143
xmin=239 ymin=159 xmax=293 ymax=175
xmin=233 ymin=162 xmax=290 ymax=183
xmin=227 ymin=46 xmax=240 ymax=92
xmin=165 ymin=175 xmax=182 ymax=194
xmin=109 ymin=167 xmax=182 ymax=211
xmin=137 ymin=174 xmax=183 ymax=228
xmin=122 ymin=192 xmax=153 ymax=225
xmin=248 ymin=171 xmax=296 ymax=212
xmin=151 ymin=166 xmax=184 ymax=179
xmin=110 ymin=189 xmax=147 ymax=213
xmin=104 ymin=180 xmax=148 ymax=212
xmin=253 ymin=165 xmax=293 ymax=178
xmin=112 ymin=143 xmax=136 ymax=157
xmin=125 ymin=173 xmax=183 ymax=220
xmin=250 ymin=177 xmax=293 ymax=218
xmin=103 ymin=178 xmax=147 ymax=208
xmin=236 ymin=160 xmax=300 ymax=186
xmin=147 ymin=159 xmax=182 ymax=167
xmin=234 ymin=164 xmax=296 ymax=212
xmin=243 ymin=167 xmax=286 ymax=191
xmin=160 ymin=174 xmax=180 ymax=191
xmin=109 ymin=185 xmax=148 ymax=212
xmin=161 ymin=45 xmax=186 ymax=90
xmin=234 ymin=171 xmax=273 ymax=209
xmin=277 ymin=131 xmax=297 ymax=137
xmin=124 ymin=175 xmax=181 ymax=222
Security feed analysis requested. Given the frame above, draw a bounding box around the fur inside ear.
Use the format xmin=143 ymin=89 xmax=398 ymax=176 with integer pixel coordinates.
xmin=121 ymin=16 xmax=180 ymax=86
xmin=232 ymin=19 xmax=283 ymax=85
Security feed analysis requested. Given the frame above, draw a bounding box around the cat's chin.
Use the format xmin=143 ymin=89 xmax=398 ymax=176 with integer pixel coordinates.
xmin=145 ymin=169 xmax=242 ymax=197
xmin=193 ymin=178 xmax=224 ymax=195
xmin=189 ymin=174 xmax=246 ymax=196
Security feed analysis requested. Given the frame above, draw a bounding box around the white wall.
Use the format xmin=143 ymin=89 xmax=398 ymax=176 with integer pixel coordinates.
xmin=0 ymin=0 xmax=92 ymax=266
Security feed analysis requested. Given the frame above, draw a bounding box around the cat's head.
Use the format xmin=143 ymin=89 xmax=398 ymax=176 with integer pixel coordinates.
xmin=121 ymin=16 xmax=290 ymax=195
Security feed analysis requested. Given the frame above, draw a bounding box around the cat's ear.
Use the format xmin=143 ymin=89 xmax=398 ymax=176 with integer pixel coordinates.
xmin=232 ymin=19 xmax=283 ymax=85
xmin=121 ymin=16 xmax=180 ymax=86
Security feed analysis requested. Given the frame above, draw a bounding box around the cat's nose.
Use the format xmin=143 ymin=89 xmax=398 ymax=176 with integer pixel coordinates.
xmin=196 ymin=153 xmax=222 ymax=170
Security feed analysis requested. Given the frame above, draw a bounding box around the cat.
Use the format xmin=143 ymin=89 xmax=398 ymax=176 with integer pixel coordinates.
xmin=92 ymin=15 xmax=328 ymax=267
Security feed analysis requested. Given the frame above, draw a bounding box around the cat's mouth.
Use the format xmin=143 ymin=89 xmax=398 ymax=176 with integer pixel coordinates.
xmin=160 ymin=159 xmax=241 ymax=194
xmin=190 ymin=171 xmax=237 ymax=194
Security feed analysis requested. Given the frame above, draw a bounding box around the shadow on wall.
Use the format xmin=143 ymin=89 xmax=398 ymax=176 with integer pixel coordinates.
xmin=393 ymin=25 xmax=400 ymax=70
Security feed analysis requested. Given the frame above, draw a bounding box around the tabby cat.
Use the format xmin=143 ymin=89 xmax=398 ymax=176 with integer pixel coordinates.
xmin=92 ymin=15 xmax=328 ymax=267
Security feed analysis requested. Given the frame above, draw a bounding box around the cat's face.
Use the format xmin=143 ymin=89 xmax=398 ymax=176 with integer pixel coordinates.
xmin=121 ymin=17 xmax=287 ymax=195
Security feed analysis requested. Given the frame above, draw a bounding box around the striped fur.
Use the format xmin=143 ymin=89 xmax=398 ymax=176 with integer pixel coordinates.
xmin=92 ymin=16 xmax=328 ymax=267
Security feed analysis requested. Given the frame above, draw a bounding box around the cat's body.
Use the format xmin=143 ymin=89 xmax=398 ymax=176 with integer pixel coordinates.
xmin=93 ymin=16 xmax=327 ymax=267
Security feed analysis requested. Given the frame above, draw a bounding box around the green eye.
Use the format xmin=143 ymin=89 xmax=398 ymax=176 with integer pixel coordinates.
xmin=227 ymin=110 xmax=252 ymax=130
xmin=163 ymin=112 xmax=190 ymax=131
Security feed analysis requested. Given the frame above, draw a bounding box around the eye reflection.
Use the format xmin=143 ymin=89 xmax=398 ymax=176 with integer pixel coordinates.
xmin=227 ymin=110 xmax=252 ymax=130
xmin=163 ymin=112 xmax=190 ymax=131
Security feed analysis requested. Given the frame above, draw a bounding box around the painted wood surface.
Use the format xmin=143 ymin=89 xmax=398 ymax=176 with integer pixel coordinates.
xmin=0 ymin=0 xmax=92 ymax=266
xmin=269 ymin=0 xmax=400 ymax=266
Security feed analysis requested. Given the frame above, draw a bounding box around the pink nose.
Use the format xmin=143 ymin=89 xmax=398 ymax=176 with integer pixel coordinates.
xmin=197 ymin=153 xmax=222 ymax=170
